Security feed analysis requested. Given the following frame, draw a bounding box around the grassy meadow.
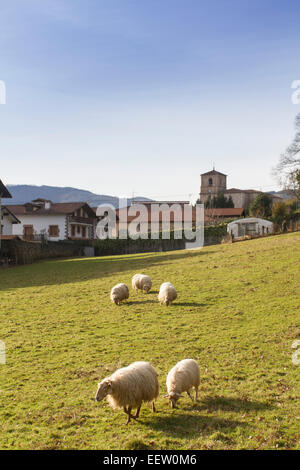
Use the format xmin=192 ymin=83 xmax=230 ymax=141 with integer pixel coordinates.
xmin=0 ymin=232 xmax=300 ymax=450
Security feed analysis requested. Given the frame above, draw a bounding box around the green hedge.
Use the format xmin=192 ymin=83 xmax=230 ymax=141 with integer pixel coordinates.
xmin=93 ymin=223 xmax=229 ymax=256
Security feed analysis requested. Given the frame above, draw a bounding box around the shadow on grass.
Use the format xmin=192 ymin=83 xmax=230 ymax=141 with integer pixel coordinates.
xmin=175 ymin=302 xmax=207 ymax=307
xmin=0 ymin=248 xmax=216 ymax=291
xmin=125 ymin=300 xmax=156 ymax=306
xmin=142 ymin=412 xmax=247 ymax=437
xmin=193 ymin=396 xmax=273 ymax=412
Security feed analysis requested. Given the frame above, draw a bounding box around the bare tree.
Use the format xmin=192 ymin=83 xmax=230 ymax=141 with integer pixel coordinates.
xmin=274 ymin=113 xmax=300 ymax=201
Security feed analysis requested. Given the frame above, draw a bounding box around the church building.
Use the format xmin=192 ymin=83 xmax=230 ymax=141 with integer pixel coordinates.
xmin=199 ymin=169 xmax=281 ymax=209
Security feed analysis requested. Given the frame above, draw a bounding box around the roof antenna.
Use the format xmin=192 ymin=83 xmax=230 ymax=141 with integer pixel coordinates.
xmin=213 ymin=162 xmax=215 ymax=171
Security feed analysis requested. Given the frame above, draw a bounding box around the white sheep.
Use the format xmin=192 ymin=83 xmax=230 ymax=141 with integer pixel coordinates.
xmin=158 ymin=282 xmax=177 ymax=306
xmin=95 ymin=361 xmax=159 ymax=424
xmin=132 ymin=274 xmax=152 ymax=293
xmin=110 ymin=283 xmax=129 ymax=305
xmin=165 ymin=359 xmax=200 ymax=408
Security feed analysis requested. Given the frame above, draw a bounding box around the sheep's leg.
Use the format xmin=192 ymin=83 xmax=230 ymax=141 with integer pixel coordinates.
xmin=134 ymin=404 xmax=141 ymax=419
xmin=125 ymin=406 xmax=133 ymax=425
xmin=152 ymin=401 xmax=157 ymax=413
xmin=195 ymin=387 xmax=198 ymax=401
xmin=187 ymin=391 xmax=193 ymax=401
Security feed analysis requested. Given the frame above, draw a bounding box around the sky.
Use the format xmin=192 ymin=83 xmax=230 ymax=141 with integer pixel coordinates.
xmin=1 ymin=0 xmax=300 ymax=200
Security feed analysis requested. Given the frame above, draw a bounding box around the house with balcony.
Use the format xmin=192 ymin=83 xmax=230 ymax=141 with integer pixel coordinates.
xmin=7 ymin=199 xmax=97 ymax=241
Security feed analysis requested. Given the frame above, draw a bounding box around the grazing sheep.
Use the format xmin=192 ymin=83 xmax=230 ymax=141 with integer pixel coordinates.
xmin=110 ymin=283 xmax=129 ymax=305
xmin=95 ymin=361 xmax=159 ymax=424
xmin=165 ymin=359 xmax=200 ymax=408
xmin=132 ymin=274 xmax=152 ymax=293
xmin=158 ymin=282 xmax=177 ymax=306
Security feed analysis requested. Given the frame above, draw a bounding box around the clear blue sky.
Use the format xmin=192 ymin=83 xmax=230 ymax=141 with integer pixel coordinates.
xmin=1 ymin=0 xmax=300 ymax=199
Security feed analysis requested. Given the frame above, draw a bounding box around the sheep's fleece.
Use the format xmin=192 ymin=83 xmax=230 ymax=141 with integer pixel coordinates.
xmin=132 ymin=274 xmax=152 ymax=293
xmin=110 ymin=283 xmax=129 ymax=304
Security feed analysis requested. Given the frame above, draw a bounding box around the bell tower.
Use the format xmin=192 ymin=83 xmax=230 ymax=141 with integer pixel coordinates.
xmin=199 ymin=169 xmax=227 ymax=204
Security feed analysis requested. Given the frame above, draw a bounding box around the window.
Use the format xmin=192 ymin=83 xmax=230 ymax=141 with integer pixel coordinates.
xmin=209 ymin=178 xmax=213 ymax=186
xmin=71 ymin=225 xmax=76 ymax=237
xmin=23 ymin=225 xmax=34 ymax=240
xmin=48 ymin=225 xmax=59 ymax=237
xmin=82 ymin=226 xmax=86 ymax=238
xmin=77 ymin=225 xmax=81 ymax=234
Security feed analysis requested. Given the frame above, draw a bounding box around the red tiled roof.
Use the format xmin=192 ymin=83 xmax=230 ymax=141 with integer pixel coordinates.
xmin=205 ymin=208 xmax=244 ymax=217
xmin=6 ymin=202 xmax=97 ymax=218
xmin=225 ymin=188 xmax=261 ymax=194
xmin=201 ymin=170 xmax=227 ymax=177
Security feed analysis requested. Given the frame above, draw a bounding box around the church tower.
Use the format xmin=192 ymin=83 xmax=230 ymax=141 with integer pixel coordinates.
xmin=199 ymin=169 xmax=227 ymax=205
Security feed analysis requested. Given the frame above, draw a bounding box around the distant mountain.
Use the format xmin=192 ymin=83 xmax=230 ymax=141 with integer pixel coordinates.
xmin=6 ymin=185 xmax=152 ymax=208
xmin=267 ymin=190 xmax=291 ymax=200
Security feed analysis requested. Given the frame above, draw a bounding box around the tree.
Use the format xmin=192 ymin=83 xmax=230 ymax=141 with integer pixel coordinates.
xmin=249 ymin=193 xmax=273 ymax=218
xmin=206 ymin=192 xmax=235 ymax=208
xmin=272 ymin=201 xmax=288 ymax=227
xmin=274 ymin=113 xmax=300 ymax=201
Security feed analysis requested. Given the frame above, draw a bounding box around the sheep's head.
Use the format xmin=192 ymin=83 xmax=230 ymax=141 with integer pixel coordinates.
xmin=164 ymin=391 xmax=183 ymax=408
xmin=95 ymin=379 xmax=112 ymax=402
xmin=111 ymin=295 xmax=118 ymax=305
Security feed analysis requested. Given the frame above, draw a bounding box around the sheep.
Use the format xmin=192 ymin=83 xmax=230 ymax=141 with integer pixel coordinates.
xmin=158 ymin=282 xmax=177 ymax=306
xmin=165 ymin=359 xmax=200 ymax=408
xmin=110 ymin=283 xmax=129 ymax=305
xmin=95 ymin=361 xmax=159 ymax=424
xmin=132 ymin=274 xmax=152 ymax=294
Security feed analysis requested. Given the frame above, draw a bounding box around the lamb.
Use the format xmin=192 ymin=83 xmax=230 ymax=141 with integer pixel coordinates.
xmin=95 ymin=361 xmax=159 ymax=424
xmin=132 ymin=274 xmax=152 ymax=294
xmin=165 ymin=359 xmax=200 ymax=408
xmin=110 ymin=283 xmax=129 ymax=305
xmin=158 ymin=282 xmax=177 ymax=306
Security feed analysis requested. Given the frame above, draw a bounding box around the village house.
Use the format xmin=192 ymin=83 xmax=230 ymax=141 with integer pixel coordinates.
xmin=0 ymin=206 xmax=20 ymax=237
xmin=7 ymin=199 xmax=97 ymax=241
xmin=0 ymin=179 xmax=21 ymax=243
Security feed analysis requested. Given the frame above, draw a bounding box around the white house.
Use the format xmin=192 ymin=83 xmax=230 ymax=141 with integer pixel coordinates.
xmin=1 ymin=206 xmax=20 ymax=236
xmin=7 ymin=199 xmax=97 ymax=241
xmin=0 ymin=179 xmax=19 ymax=244
xmin=227 ymin=217 xmax=273 ymax=238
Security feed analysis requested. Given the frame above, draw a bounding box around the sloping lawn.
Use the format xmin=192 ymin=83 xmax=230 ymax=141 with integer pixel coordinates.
xmin=0 ymin=232 xmax=300 ymax=450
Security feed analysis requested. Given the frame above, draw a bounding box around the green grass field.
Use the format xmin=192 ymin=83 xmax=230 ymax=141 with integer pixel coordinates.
xmin=0 ymin=232 xmax=300 ymax=450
